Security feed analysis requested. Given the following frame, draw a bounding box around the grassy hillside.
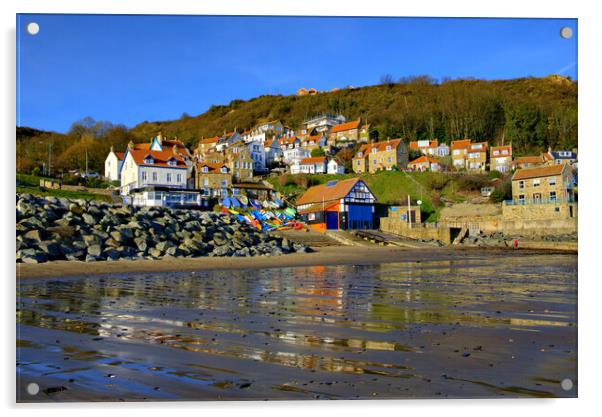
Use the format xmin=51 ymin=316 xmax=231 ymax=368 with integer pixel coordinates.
xmin=267 ymin=171 xmax=491 ymax=222
xmin=16 ymin=75 xmax=577 ymax=175
xmin=16 ymin=173 xmax=113 ymax=202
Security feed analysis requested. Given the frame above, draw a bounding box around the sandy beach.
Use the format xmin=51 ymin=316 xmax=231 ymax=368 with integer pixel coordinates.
xmin=17 ymin=251 xmax=578 ymax=401
xmin=16 ymin=244 xmax=575 ymax=280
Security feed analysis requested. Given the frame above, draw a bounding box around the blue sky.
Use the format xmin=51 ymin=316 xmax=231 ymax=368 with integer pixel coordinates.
xmin=16 ymin=15 xmax=577 ymax=133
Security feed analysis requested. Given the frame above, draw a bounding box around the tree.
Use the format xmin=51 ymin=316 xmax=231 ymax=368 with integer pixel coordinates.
xmin=311 ymin=148 xmax=326 ymax=157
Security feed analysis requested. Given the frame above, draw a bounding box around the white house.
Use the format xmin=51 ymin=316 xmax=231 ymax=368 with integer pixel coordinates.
xmin=119 ymin=135 xmax=200 ymax=207
xmin=283 ymin=146 xmax=310 ymax=166
xmin=291 ymin=156 xmax=327 ymax=174
xmin=327 ymin=159 xmax=345 ymax=174
xmin=104 ymin=145 xmax=125 ymax=183
xmin=248 ymin=141 xmax=267 ymax=172
xmin=264 ymin=138 xmax=283 ymax=165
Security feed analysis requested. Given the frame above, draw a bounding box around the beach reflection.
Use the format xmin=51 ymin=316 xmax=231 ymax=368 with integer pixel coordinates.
xmin=17 ymin=253 xmax=577 ymax=400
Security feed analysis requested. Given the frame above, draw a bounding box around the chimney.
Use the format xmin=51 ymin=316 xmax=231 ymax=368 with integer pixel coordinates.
xmin=157 ymin=131 xmax=163 ymax=145
xmin=127 ymin=140 xmax=134 ymax=150
xmin=110 ymin=145 xmax=114 ymax=153
xmin=173 ymin=145 xmax=179 ymax=155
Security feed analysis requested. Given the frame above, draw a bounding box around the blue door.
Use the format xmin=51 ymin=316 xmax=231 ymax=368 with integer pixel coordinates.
xmin=347 ymin=204 xmax=373 ymax=229
xmin=326 ymin=211 xmax=339 ymax=230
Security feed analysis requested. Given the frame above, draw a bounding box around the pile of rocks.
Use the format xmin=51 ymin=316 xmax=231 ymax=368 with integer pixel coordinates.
xmin=459 ymin=231 xmax=511 ymax=247
xmin=16 ymin=193 xmax=309 ymax=264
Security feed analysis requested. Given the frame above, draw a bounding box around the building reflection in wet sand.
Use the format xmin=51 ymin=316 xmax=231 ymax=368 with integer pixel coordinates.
xmin=17 ymin=253 xmax=577 ymax=401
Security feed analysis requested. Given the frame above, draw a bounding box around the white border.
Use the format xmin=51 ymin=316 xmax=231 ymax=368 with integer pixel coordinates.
xmin=3 ymin=1 xmax=601 ymax=417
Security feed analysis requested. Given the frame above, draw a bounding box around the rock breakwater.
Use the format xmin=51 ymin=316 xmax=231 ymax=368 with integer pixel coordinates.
xmin=16 ymin=193 xmax=308 ymax=264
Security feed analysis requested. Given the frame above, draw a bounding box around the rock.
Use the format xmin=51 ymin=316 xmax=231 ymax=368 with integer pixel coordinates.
xmin=24 ymin=230 xmax=44 ymax=242
xmin=87 ymin=244 xmax=103 ymax=257
xmin=68 ymin=203 xmax=84 ymax=215
xmin=82 ymin=213 xmax=96 ymax=225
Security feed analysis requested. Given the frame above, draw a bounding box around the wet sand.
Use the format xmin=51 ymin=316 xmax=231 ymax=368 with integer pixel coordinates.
xmin=16 ymin=245 xmax=574 ymax=280
xmin=17 ymin=252 xmax=577 ymax=401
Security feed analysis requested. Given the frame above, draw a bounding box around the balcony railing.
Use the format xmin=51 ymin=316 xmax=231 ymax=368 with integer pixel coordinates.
xmin=503 ymin=197 xmax=576 ymax=206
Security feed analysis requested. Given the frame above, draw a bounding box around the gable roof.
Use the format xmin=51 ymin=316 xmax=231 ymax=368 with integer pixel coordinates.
xmin=296 ymin=178 xmax=367 ymax=206
xmin=409 ymin=139 xmax=439 ymax=150
xmin=127 ymin=148 xmax=188 ymax=169
xmin=514 ymin=155 xmax=543 ymax=164
xmin=450 ymin=139 xmax=472 ymax=150
xmin=409 ymin=155 xmax=439 ymax=165
xmin=490 ymin=145 xmax=512 ymax=157
xmin=330 ymin=118 xmax=361 ymax=133
xmin=114 ymin=152 xmax=125 ymax=160
xmin=512 ymin=164 xmax=567 ymax=181
xmin=198 ymin=162 xmax=229 ymax=173
xmin=299 ymin=156 xmax=326 ymax=165
xmin=199 ymin=136 xmax=220 ymax=145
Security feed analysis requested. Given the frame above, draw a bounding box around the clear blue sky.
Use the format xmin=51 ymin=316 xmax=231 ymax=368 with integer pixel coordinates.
xmin=16 ymin=15 xmax=577 ymax=133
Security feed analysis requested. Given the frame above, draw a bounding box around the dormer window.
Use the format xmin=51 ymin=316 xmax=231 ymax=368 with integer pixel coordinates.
xmin=202 ymin=166 xmax=209 ymax=173
xmin=357 ymin=152 xmax=363 ymax=157
xmin=372 ymin=148 xmax=377 ymax=154
xmin=167 ymin=158 xmax=177 ymax=167
xmin=144 ymin=156 xmax=154 ymax=164
xmin=220 ymin=167 xmax=228 ymax=173
xmin=386 ymin=145 xmax=391 ymax=151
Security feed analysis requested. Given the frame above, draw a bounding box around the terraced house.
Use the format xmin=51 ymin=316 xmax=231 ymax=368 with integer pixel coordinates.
xmin=352 ymin=139 xmax=408 ymax=174
xmin=451 ymin=139 xmax=487 ymax=171
xmin=490 ymin=145 xmax=512 ymax=173
xmin=194 ymin=162 xmax=231 ymax=198
xmin=326 ymin=118 xmax=369 ymax=146
xmin=511 ymin=164 xmax=575 ymax=204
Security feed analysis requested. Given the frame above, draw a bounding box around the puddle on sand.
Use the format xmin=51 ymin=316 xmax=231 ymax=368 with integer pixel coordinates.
xmin=17 ymin=253 xmax=577 ymax=400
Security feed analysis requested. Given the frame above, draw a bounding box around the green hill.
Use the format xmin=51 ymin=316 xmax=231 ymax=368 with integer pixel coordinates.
xmin=16 ymin=75 xmax=577 ymax=175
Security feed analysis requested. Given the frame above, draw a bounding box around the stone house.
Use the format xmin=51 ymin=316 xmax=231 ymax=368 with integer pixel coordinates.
xmin=450 ymin=139 xmax=471 ymax=170
xmin=511 ymin=164 xmax=575 ymax=204
xmin=352 ymin=143 xmax=371 ymax=174
xmin=368 ymin=139 xmax=402 ymax=173
xmin=326 ymin=118 xmax=369 ymax=146
xmin=490 ymin=145 xmax=513 ymax=173
xmin=195 ymin=136 xmax=220 ymax=155
xmin=466 ymin=142 xmax=488 ymax=171
xmin=195 ymin=162 xmax=232 ymax=198
xmin=225 ymin=145 xmax=254 ymax=182
xmin=300 ymin=134 xmax=327 ymax=151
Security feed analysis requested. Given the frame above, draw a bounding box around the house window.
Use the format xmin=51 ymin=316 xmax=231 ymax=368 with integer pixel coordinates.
xmin=518 ymin=194 xmax=525 ymax=202
xmin=176 ymin=174 xmax=182 ymax=183
xmin=386 ymin=145 xmax=391 ymax=151
xmin=533 ymin=179 xmax=540 ymax=187
xmin=357 ymin=152 xmax=363 ymax=157
xmin=549 ymin=177 xmax=557 ymax=186
xmin=373 ymin=159 xmax=377 ymax=165
xmin=203 ymin=178 xmax=209 ymax=186
xmin=372 ymin=148 xmax=377 ymax=154
xmin=221 ymin=180 xmax=227 ymax=187
xmin=142 ymin=172 xmax=147 ymax=181
xmin=152 ymin=172 xmax=158 ymax=182
xmin=356 ymin=160 xmax=361 ymax=166
xmin=202 ymin=166 xmax=209 ymax=173
xmin=387 ymin=157 xmax=392 ymax=163
xmin=144 ymin=158 xmax=153 ymax=164
xmin=220 ymin=167 xmax=228 ymax=173
xmin=166 ymin=173 xmax=172 ymax=182
xmin=549 ymin=191 xmax=557 ymax=201
xmin=519 ymin=180 xmax=525 ymax=189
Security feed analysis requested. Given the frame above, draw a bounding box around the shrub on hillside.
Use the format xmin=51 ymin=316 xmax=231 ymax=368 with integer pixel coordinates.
xmin=457 ymin=175 xmax=490 ymax=191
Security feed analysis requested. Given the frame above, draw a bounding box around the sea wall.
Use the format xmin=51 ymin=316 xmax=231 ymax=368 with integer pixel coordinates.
xmin=379 ymin=217 xmax=452 ymax=244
